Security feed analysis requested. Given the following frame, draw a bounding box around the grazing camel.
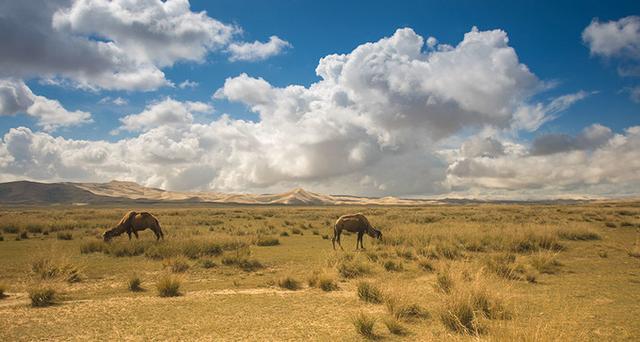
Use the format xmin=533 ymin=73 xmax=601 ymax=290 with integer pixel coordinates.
xmin=103 ymin=211 xmax=164 ymax=242
xmin=332 ymin=213 xmax=382 ymax=250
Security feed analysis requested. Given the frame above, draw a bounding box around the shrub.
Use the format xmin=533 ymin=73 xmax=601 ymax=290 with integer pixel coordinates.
xmin=291 ymin=228 xmax=303 ymax=235
xmin=605 ymin=222 xmax=617 ymax=228
xmin=56 ymin=232 xmax=73 ymax=240
xmin=598 ymin=250 xmax=608 ymax=258
xmin=157 ymin=275 xmax=181 ymax=297
xmin=357 ymin=282 xmax=384 ymax=304
xmin=557 ymin=228 xmax=601 ymax=241
xmin=383 ymin=318 xmax=408 ymax=336
xmin=435 ymin=270 xmax=454 ymax=293
xmin=128 ymin=275 xmax=143 ymax=292
xmin=0 ymin=235 xmax=4 ymax=242
xmin=19 ymin=231 xmax=28 ymax=240
xmin=29 ymin=286 xmax=56 ymax=307
xmin=321 ymin=234 xmax=329 ymax=240
xmin=256 ymin=237 xmax=280 ymax=246
xmin=163 ymin=257 xmax=190 ymax=273
xmin=386 ymin=297 xmax=429 ymax=321
xmin=383 ymin=260 xmax=404 ymax=272
xmin=0 ymin=283 xmax=7 ymax=299
xmin=278 ymin=276 xmax=301 ymax=290
xmin=352 ymin=312 xmax=376 ymax=340
xmin=629 ymin=246 xmax=640 ymax=258
xmin=280 ymin=231 xmax=290 ymax=237
xmin=312 ymin=230 xmax=320 ymax=235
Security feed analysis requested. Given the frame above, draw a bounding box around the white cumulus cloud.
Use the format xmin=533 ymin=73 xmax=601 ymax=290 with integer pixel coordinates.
xmin=228 ymin=36 xmax=291 ymax=62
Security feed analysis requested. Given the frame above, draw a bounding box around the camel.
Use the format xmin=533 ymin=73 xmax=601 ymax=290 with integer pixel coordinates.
xmin=103 ymin=211 xmax=164 ymax=242
xmin=332 ymin=213 xmax=382 ymax=250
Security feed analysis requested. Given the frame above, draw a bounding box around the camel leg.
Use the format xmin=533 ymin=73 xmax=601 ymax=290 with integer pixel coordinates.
xmin=133 ymin=230 xmax=139 ymax=239
xmin=360 ymin=232 xmax=365 ymax=250
xmin=127 ymin=231 xmax=132 ymax=240
xmin=357 ymin=231 xmax=364 ymax=250
xmin=336 ymin=231 xmax=344 ymax=251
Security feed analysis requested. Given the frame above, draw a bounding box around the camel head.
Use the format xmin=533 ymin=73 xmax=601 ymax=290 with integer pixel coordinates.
xmin=102 ymin=228 xmax=116 ymax=242
xmin=369 ymin=228 xmax=383 ymax=240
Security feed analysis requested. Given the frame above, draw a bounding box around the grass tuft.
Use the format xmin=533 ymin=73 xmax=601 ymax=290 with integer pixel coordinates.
xmin=383 ymin=317 xmax=408 ymax=335
xmin=357 ymin=281 xmax=384 ymax=304
xmin=56 ymin=232 xmax=73 ymax=240
xmin=29 ymin=286 xmax=56 ymax=307
xmin=128 ymin=274 xmax=143 ymax=292
xmin=256 ymin=236 xmax=280 ymax=246
xmin=157 ymin=275 xmax=181 ymax=297
xmin=278 ymin=276 xmax=302 ymax=290
xmin=352 ymin=312 xmax=377 ymax=340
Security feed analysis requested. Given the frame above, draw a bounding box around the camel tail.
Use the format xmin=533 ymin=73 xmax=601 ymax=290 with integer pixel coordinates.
xmin=155 ymin=217 xmax=165 ymax=239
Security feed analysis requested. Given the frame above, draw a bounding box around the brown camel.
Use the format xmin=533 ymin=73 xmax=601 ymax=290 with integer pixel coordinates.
xmin=332 ymin=213 xmax=382 ymax=250
xmin=103 ymin=211 xmax=164 ymax=242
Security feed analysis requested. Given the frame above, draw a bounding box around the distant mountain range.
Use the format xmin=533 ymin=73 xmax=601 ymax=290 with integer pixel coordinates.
xmin=0 ymin=180 xmax=594 ymax=206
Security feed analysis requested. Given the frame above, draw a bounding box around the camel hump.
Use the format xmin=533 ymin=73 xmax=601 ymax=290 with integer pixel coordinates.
xmin=118 ymin=211 xmax=138 ymax=226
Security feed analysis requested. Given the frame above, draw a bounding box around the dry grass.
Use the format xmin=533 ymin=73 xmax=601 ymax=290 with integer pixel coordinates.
xmin=156 ymin=275 xmax=181 ymax=297
xmin=357 ymin=281 xmax=384 ymax=304
xmin=29 ymin=286 xmax=56 ymax=307
xmin=128 ymin=274 xmax=143 ymax=292
xmin=0 ymin=204 xmax=638 ymax=340
xmin=278 ymin=276 xmax=302 ymax=290
xmin=352 ymin=312 xmax=377 ymax=340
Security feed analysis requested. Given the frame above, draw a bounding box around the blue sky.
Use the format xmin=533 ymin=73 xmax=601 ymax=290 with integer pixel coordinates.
xmin=1 ymin=0 xmax=640 ymax=197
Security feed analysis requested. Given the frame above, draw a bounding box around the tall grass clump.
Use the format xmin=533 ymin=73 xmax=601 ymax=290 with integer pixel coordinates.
xmin=31 ymin=257 xmax=82 ymax=283
xmin=336 ymin=255 xmax=373 ymax=278
xmin=435 ymin=270 xmax=455 ymax=293
xmin=128 ymin=274 xmax=143 ymax=292
xmin=484 ymin=253 xmax=537 ymax=283
xmin=308 ymin=272 xmax=338 ymax=291
xmin=529 ymin=252 xmax=562 ymax=274
xmin=256 ymin=236 xmax=280 ymax=246
xmin=29 ymin=286 xmax=56 ymax=307
xmin=357 ymin=282 xmax=384 ymax=304
xmin=383 ymin=260 xmax=404 ymax=272
xmin=510 ymin=231 xmax=563 ymax=253
xmin=440 ymin=283 xmax=510 ymax=335
xmin=278 ymin=276 xmax=302 ymax=290
xmin=385 ymin=296 xmax=430 ymax=321
xmin=383 ymin=318 xmax=408 ymax=336
xmin=56 ymin=232 xmax=73 ymax=240
xmin=352 ymin=312 xmax=377 ymax=340
xmin=157 ymin=275 xmax=181 ymax=297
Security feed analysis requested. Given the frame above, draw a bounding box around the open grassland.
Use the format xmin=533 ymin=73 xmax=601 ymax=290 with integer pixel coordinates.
xmin=1 ymin=203 xmax=640 ymax=340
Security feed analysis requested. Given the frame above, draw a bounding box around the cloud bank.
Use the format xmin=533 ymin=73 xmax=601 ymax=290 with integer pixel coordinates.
xmin=2 ymin=27 xmax=619 ymax=198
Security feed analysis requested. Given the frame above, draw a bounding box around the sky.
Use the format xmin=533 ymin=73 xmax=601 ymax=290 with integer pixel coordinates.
xmin=1 ymin=0 xmax=640 ymax=199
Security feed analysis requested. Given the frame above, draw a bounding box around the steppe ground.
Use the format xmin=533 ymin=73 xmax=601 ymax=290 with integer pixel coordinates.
xmin=1 ymin=203 xmax=639 ymax=341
